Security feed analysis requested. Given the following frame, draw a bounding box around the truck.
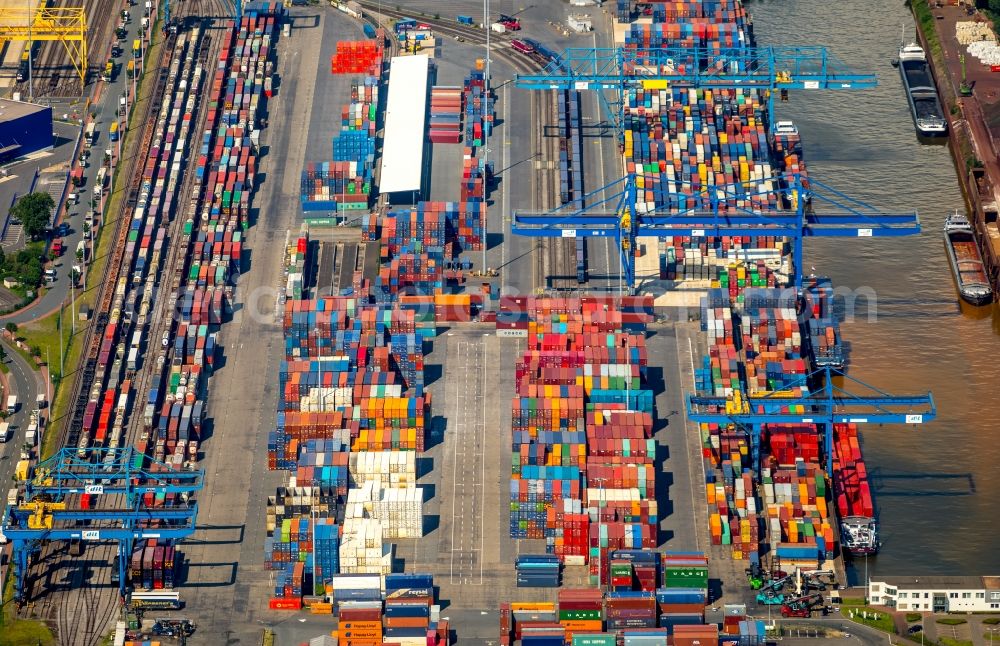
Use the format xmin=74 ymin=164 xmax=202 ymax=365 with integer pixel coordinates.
xmin=130 ymin=590 xmax=182 ymax=610
xmin=6 ymin=395 xmax=16 ymax=413
xmin=51 ymin=238 xmax=63 ymax=257
xmin=498 ymin=14 xmax=521 ymax=30
xmin=84 ymin=121 xmax=97 ymax=147
xmin=35 ymin=392 xmax=46 ymax=410
xmin=0 ymin=422 xmax=10 ymax=443
xmin=394 ymin=18 xmax=417 ymax=33
xmin=109 ymin=120 xmax=120 ymax=142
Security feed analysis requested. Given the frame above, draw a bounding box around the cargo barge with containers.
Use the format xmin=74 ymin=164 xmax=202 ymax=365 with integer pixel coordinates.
xmin=897 ymin=43 xmax=948 ymax=137
xmin=943 ymin=211 xmax=993 ymax=305
xmin=611 ymin=0 xmax=880 ymax=569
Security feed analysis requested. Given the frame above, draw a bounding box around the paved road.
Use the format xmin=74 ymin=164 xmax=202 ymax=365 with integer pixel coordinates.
xmin=0 ymin=339 xmax=43 ymax=582
xmin=1 ymin=3 xmax=151 ymax=325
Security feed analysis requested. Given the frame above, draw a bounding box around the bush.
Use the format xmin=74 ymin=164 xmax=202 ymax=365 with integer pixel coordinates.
xmin=907 ymin=613 xmax=923 ymax=622
xmin=984 ymin=618 xmax=1000 ymax=625
xmin=845 ymin=607 xmax=897 ymax=634
xmin=936 ymin=618 xmax=967 ymax=625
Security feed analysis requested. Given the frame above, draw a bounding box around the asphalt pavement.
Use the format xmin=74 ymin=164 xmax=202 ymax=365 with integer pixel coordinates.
xmin=0 ymin=339 xmax=43 ymax=581
xmin=1 ymin=2 xmax=150 ymax=326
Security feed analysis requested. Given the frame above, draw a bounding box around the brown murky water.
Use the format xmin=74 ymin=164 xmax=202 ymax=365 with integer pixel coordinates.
xmin=748 ymin=0 xmax=1000 ymax=578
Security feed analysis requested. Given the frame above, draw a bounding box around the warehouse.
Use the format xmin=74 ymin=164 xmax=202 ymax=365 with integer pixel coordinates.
xmin=869 ymin=576 xmax=1000 ymax=612
xmin=0 ymin=99 xmax=53 ymax=161
xmin=379 ymin=54 xmax=429 ymax=203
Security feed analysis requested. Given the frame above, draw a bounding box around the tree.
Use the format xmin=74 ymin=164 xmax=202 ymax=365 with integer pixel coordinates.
xmin=0 ymin=345 xmax=6 ymax=363
xmin=5 ymin=322 xmax=16 ymax=334
xmin=11 ymin=192 xmax=55 ymax=240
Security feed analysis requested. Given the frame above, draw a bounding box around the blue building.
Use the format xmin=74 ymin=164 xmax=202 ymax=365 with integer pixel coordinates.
xmin=0 ymin=99 xmax=53 ymax=161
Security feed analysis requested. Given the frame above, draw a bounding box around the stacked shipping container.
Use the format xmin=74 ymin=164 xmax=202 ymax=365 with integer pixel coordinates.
xmin=301 ymin=73 xmax=379 ymax=215
xmin=505 ymin=297 xmax=658 ymax=584
xmin=331 ymin=40 xmax=383 ymax=75
xmin=429 ymin=86 xmax=463 ymax=144
xmin=611 ymin=0 xmax=853 ymax=566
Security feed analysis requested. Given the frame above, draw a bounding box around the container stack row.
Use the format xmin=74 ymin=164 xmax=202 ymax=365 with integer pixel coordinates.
xmin=463 ymin=70 xmax=494 ymax=146
xmin=499 ymin=561 xmax=748 ymax=646
xmin=429 ymin=85 xmax=463 ymax=144
xmin=300 ymin=161 xmax=371 ymax=213
xmin=380 ymin=201 xmax=484 ymax=253
xmin=129 ymin=542 xmax=177 ymax=591
xmin=328 ymin=574 xmax=450 ymax=645
xmin=331 ymin=40 xmax=383 ymax=75
xmin=832 ymin=423 xmax=875 ymax=519
xmin=615 ymin=0 xmax=846 ymax=566
xmin=339 ymin=76 xmax=380 ymax=137
xmin=698 ymin=286 xmax=839 ymax=562
xmin=516 ymin=554 xmax=562 ymax=588
xmin=503 ymin=297 xmax=659 ymax=582
xmin=303 ymin=67 xmax=380 ymax=217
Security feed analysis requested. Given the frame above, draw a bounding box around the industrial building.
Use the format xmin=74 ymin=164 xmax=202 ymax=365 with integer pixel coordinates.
xmin=379 ymin=54 xmax=429 ymax=203
xmin=869 ymin=576 xmax=1000 ymax=612
xmin=0 ymin=99 xmax=53 ymax=161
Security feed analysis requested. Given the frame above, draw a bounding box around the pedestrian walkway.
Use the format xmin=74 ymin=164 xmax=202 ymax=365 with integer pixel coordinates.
xmin=1 ymin=221 xmax=23 ymax=249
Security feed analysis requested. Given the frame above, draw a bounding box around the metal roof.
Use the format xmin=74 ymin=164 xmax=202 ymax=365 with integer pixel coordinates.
xmin=874 ymin=575 xmax=993 ymax=590
xmin=0 ymin=98 xmax=49 ymax=122
xmin=379 ymin=55 xmax=429 ymax=194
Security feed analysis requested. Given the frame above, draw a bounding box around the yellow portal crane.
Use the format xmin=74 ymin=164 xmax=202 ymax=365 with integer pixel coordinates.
xmin=18 ymin=501 xmax=67 ymax=530
xmin=0 ymin=6 xmax=87 ymax=89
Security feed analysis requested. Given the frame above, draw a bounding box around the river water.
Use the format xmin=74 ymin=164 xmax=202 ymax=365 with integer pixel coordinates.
xmin=744 ymin=0 xmax=1000 ymax=578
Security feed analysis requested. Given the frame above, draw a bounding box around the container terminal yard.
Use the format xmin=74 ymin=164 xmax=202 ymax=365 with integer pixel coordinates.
xmin=0 ymin=0 xmax=966 ymax=644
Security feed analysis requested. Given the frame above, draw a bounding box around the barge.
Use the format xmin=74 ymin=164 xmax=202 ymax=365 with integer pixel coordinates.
xmin=614 ymin=0 xmax=888 ymax=567
xmin=944 ymin=211 xmax=994 ymax=305
xmin=898 ymin=43 xmax=948 ymax=137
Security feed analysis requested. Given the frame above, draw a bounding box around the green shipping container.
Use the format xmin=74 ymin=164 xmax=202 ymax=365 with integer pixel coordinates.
xmin=560 ymin=610 xmax=602 ymax=621
xmin=573 ymin=635 xmax=615 ymax=646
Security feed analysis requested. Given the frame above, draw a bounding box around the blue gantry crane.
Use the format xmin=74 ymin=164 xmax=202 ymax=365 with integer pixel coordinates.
xmin=510 ymin=41 xmax=920 ymax=291
xmin=1 ymin=447 xmax=204 ymax=603
xmin=512 ymin=172 xmax=921 ymax=289
xmin=686 ymin=365 xmax=937 ymax=478
xmin=516 ymin=46 xmax=879 ymax=133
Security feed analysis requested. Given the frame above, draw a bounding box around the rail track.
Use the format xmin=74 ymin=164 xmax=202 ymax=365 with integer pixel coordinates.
xmin=124 ymin=29 xmax=218 ymax=445
xmin=354 ymin=2 xmax=564 ymax=293
xmin=15 ymin=0 xmax=127 ymax=98
xmin=22 ymin=25 xmax=178 ymax=646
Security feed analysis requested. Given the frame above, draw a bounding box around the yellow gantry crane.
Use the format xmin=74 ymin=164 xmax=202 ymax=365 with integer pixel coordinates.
xmin=0 ymin=3 xmax=87 ymax=89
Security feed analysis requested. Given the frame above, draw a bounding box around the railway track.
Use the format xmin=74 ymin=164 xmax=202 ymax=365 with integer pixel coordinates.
xmin=124 ymin=29 xmax=218 ymax=446
xmin=22 ymin=26 xmax=177 ymax=646
xmin=354 ymin=2 xmax=565 ymax=293
xmin=15 ymin=0 xmax=128 ymax=98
